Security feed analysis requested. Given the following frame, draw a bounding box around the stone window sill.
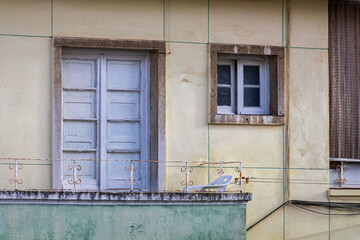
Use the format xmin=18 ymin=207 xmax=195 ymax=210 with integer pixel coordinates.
xmin=209 ymin=114 xmax=285 ymax=125
xmin=328 ymin=188 xmax=360 ymax=199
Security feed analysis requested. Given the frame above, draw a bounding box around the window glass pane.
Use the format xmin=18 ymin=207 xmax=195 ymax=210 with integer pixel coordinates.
xmin=244 ymin=87 xmax=260 ymax=107
xmin=217 ymin=65 xmax=231 ymax=85
xmin=217 ymin=87 xmax=231 ymax=106
xmin=244 ymin=65 xmax=260 ymax=85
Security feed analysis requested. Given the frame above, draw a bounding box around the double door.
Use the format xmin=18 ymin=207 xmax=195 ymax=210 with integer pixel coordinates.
xmin=61 ymin=50 xmax=150 ymax=190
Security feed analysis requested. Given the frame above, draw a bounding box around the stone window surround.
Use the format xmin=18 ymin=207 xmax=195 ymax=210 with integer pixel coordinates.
xmin=209 ymin=43 xmax=285 ymax=125
xmin=52 ymin=37 xmax=166 ymax=191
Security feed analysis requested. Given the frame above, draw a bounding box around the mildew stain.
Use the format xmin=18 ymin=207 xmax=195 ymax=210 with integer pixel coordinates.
xmin=181 ymin=78 xmax=191 ymax=83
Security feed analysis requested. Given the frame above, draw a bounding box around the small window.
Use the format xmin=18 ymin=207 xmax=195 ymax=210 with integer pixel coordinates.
xmin=209 ymin=44 xmax=285 ymax=125
xmin=217 ymin=57 xmax=269 ymax=115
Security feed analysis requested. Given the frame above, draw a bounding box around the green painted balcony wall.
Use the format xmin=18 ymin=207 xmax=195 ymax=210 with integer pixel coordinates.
xmin=0 ymin=203 xmax=246 ymax=240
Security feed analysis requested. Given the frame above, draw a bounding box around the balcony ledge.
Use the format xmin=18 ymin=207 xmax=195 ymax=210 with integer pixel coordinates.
xmin=328 ymin=188 xmax=360 ymax=199
xmin=0 ymin=190 xmax=252 ymax=205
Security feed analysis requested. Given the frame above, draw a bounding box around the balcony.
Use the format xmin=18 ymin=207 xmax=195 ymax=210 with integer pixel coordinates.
xmin=0 ymin=157 xmax=251 ymax=239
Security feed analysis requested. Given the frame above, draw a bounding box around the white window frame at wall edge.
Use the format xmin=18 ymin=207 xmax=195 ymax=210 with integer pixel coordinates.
xmin=58 ymin=49 xmax=150 ymax=191
xmin=217 ymin=60 xmax=236 ymax=115
xmin=237 ymin=58 xmax=269 ymax=115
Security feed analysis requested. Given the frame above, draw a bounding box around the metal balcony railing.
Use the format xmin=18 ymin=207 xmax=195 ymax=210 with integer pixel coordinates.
xmin=330 ymin=158 xmax=360 ymax=188
xmin=0 ymin=158 xmax=246 ymax=192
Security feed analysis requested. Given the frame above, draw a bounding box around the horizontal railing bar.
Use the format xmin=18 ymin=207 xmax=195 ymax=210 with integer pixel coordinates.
xmin=330 ymin=158 xmax=360 ymax=163
xmin=167 ymin=165 xmax=241 ymax=169
xmin=0 ymin=163 xmax=52 ymax=166
xmin=0 ymin=157 xmax=242 ymax=164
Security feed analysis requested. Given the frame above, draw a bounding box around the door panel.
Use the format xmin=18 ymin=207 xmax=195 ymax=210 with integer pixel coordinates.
xmin=105 ymin=58 xmax=148 ymax=190
xmin=64 ymin=91 xmax=96 ymax=119
xmin=63 ymin=60 xmax=97 ymax=88
xmin=63 ymin=121 xmax=97 ymax=149
xmin=63 ymin=152 xmax=97 ymax=179
xmin=62 ymin=57 xmax=99 ymax=190
xmin=107 ymin=91 xmax=140 ymax=119
xmin=107 ymin=122 xmax=140 ymax=150
xmin=107 ymin=153 xmax=141 ymax=180
xmin=107 ymin=61 xmax=141 ymax=89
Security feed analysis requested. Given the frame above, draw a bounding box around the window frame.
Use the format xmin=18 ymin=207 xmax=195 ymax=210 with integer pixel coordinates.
xmin=53 ymin=37 xmax=166 ymax=191
xmin=210 ymin=43 xmax=285 ymax=125
xmin=217 ymin=60 xmax=236 ymax=115
xmin=217 ymin=55 xmax=270 ymax=115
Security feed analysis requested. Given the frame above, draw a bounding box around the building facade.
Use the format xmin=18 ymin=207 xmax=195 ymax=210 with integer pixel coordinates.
xmin=0 ymin=0 xmax=359 ymax=239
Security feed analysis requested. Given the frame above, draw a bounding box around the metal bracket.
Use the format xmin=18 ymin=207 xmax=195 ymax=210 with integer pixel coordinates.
xmin=67 ymin=160 xmax=82 ymax=189
xmin=336 ymin=161 xmax=348 ymax=187
xmin=234 ymin=162 xmax=243 ymax=192
xmin=9 ymin=159 xmax=23 ymax=190
xmin=125 ymin=160 xmax=139 ymax=192
xmin=181 ymin=162 xmax=193 ymax=191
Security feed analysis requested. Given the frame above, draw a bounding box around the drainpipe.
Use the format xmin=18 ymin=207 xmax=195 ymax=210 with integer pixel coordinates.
xmin=284 ymin=0 xmax=291 ymax=201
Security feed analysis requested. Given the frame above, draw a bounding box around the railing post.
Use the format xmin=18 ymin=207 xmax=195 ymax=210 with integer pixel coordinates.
xmin=125 ymin=160 xmax=138 ymax=192
xmin=336 ymin=161 xmax=348 ymax=187
xmin=9 ymin=159 xmax=23 ymax=190
xmin=234 ymin=162 xmax=243 ymax=193
xmin=14 ymin=159 xmax=18 ymax=190
xmin=218 ymin=162 xmax=224 ymax=176
xmin=181 ymin=161 xmax=193 ymax=192
xmin=239 ymin=162 xmax=243 ymax=192
xmin=73 ymin=161 xmax=77 ymax=188
xmin=185 ymin=161 xmax=189 ymax=191
xmin=68 ymin=160 xmax=81 ymax=189
xmin=130 ymin=160 xmax=134 ymax=192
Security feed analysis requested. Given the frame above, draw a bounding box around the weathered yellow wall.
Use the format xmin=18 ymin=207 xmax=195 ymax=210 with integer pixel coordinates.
xmin=209 ymin=1 xmax=285 ymax=239
xmin=286 ymin=0 xmax=329 ymax=239
xmin=54 ymin=0 xmax=163 ymax=40
xmin=2 ymin=0 xmax=355 ymax=239
xmin=0 ymin=0 xmax=52 ymax=36
xmin=166 ymin=0 xmax=208 ymax=43
xmin=0 ymin=0 xmax=53 ymax=190
xmin=210 ymin=0 xmax=283 ymax=46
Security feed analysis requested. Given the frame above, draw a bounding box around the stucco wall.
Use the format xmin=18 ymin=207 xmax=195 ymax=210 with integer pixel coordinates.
xmin=0 ymin=0 xmax=346 ymax=239
xmin=0 ymin=202 xmax=247 ymax=240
